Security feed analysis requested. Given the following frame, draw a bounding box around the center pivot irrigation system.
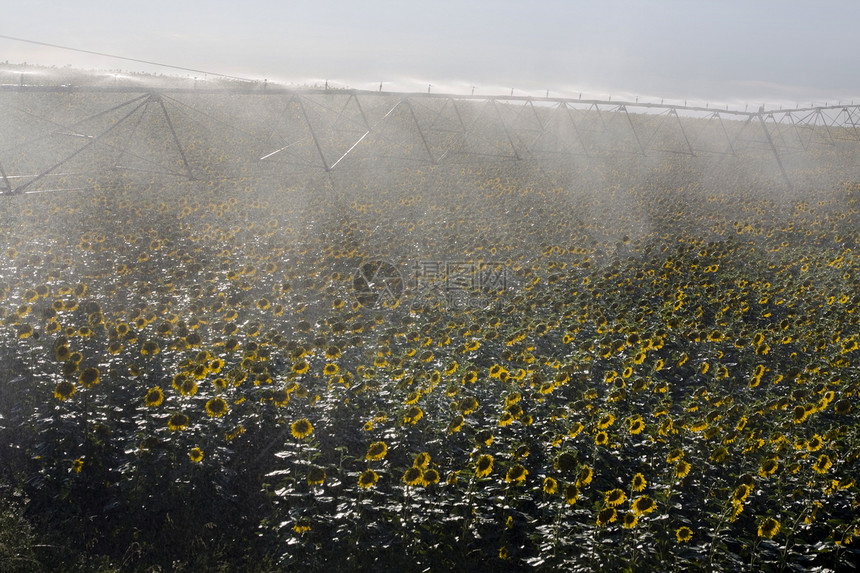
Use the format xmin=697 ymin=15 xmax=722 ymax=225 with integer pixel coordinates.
xmin=2 ymin=82 xmax=860 ymax=196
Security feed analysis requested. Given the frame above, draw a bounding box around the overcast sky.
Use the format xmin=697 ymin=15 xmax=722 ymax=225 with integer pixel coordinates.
xmin=2 ymin=0 xmax=858 ymax=106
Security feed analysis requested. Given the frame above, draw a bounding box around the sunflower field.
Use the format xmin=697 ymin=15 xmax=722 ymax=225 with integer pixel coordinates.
xmin=1 ymin=86 xmax=859 ymax=572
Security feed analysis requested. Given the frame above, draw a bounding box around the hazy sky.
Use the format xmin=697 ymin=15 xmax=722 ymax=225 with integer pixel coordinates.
xmin=2 ymin=0 xmax=859 ymax=105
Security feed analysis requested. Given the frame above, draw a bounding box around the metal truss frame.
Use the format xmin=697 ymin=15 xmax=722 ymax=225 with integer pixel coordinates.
xmin=2 ymin=84 xmax=860 ymax=195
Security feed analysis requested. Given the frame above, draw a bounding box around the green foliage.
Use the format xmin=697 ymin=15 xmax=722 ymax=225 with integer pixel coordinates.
xmin=1 ymin=93 xmax=859 ymax=570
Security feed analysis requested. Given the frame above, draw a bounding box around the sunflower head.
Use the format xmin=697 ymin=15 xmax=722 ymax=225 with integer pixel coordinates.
xmin=366 ymin=441 xmax=388 ymax=461
xmin=144 ymin=387 xmax=164 ymax=407
xmin=458 ymin=396 xmax=479 ymax=415
xmin=710 ymin=446 xmax=729 ymax=463
xmin=167 ymin=413 xmax=190 ymax=431
xmin=564 ymin=484 xmax=580 ymax=505
xmin=307 ymin=467 xmax=326 ymax=486
xmin=759 ymin=458 xmax=779 ymax=478
xmin=291 ymin=418 xmax=314 ymax=439
xmin=792 ymin=405 xmax=808 ymax=423
xmin=813 ymin=454 xmax=832 ymax=474
xmin=505 ymin=464 xmax=528 ymax=485
xmin=758 ymin=517 xmax=780 ymax=539
xmin=475 ymin=454 xmax=494 ymax=478
xmin=596 ymin=507 xmax=617 ymax=526
xmin=629 ymin=418 xmax=645 ymax=435
xmin=189 ymin=447 xmax=204 ymax=463
xmin=141 ymin=341 xmax=160 ymax=356
xmin=447 ymin=415 xmax=464 ymax=434
xmin=79 ymin=367 xmax=100 ymax=388
xmin=403 ymin=406 xmax=423 ymax=425
xmin=323 ymin=363 xmax=339 ymax=376
xmin=605 ymin=488 xmax=626 ymax=507
xmin=205 ymin=397 xmax=228 ymax=418
xmin=422 ymin=468 xmax=440 ymax=485
xmin=403 ymin=466 xmax=424 ymax=486
xmin=732 ymin=483 xmax=750 ymax=504
xmin=54 ymin=380 xmax=76 ymax=401
xmin=675 ymin=460 xmax=691 ymax=478
xmin=413 ymin=452 xmax=431 ymax=468
xmin=632 ymin=495 xmax=655 ymax=515
xmin=179 ymin=378 xmax=198 ymax=397
xmin=556 ymin=452 xmax=578 ymax=473
xmin=293 ymin=520 xmax=311 ymax=534
xmin=577 ymin=465 xmax=593 ymax=486
xmin=358 ymin=469 xmax=379 ymax=489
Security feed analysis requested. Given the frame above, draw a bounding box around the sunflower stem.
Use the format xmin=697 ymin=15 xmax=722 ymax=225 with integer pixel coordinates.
xmin=460 ymin=474 xmax=476 ymax=557
xmin=778 ymin=506 xmax=808 ymax=572
xmin=550 ymin=496 xmax=564 ymax=562
xmin=708 ymin=504 xmax=731 ymax=567
xmin=750 ymin=536 xmax=761 ymax=570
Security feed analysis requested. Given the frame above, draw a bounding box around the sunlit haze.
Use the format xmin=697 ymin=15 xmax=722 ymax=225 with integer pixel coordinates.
xmin=3 ymin=0 xmax=860 ymax=105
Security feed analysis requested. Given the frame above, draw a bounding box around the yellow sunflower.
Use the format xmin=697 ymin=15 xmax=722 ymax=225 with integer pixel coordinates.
xmin=732 ymin=483 xmax=750 ymax=505
xmin=577 ymin=465 xmax=593 ymax=486
xmin=189 ymin=447 xmax=204 ymax=463
xmin=675 ymin=460 xmax=691 ymax=479
xmin=366 ymin=441 xmax=388 ymax=461
xmin=597 ymin=507 xmax=617 ymax=526
xmin=323 ymin=363 xmax=339 ymax=376
xmin=505 ymin=464 xmax=528 ymax=485
xmin=403 ymin=467 xmax=424 ymax=486
xmin=179 ymin=378 xmax=198 ymax=397
xmin=813 ymin=454 xmax=832 ymax=474
xmin=403 ymin=406 xmax=423 ymax=424
xmin=632 ymin=495 xmax=655 ymax=515
xmin=564 ymin=484 xmax=580 ymax=505
xmin=759 ymin=458 xmax=779 ymax=478
xmin=205 ymin=397 xmax=228 ymax=418
xmin=447 ymin=415 xmax=465 ymax=434
xmin=54 ymin=380 xmax=76 ymax=401
xmin=422 ymin=468 xmax=440 ymax=485
xmin=140 ymin=340 xmax=160 ymax=356
xmin=758 ymin=517 xmax=780 ymax=539
xmin=167 ymin=413 xmax=190 ymax=431
xmin=144 ymin=387 xmax=164 ymax=407
xmin=79 ymin=367 xmax=100 ymax=388
xmin=307 ymin=467 xmax=326 ymax=486
xmin=475 ymin=454 xmax=494 ymax=478
xmin=623 ymin=512 xmax=639 ymax=529
xmin=358 ymin=469 xmax=379 ymax=489
xmin=291 ymin=418 xmax=314 ymax=439
xmin=604 ymin=488 xmax=626 ymax=507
